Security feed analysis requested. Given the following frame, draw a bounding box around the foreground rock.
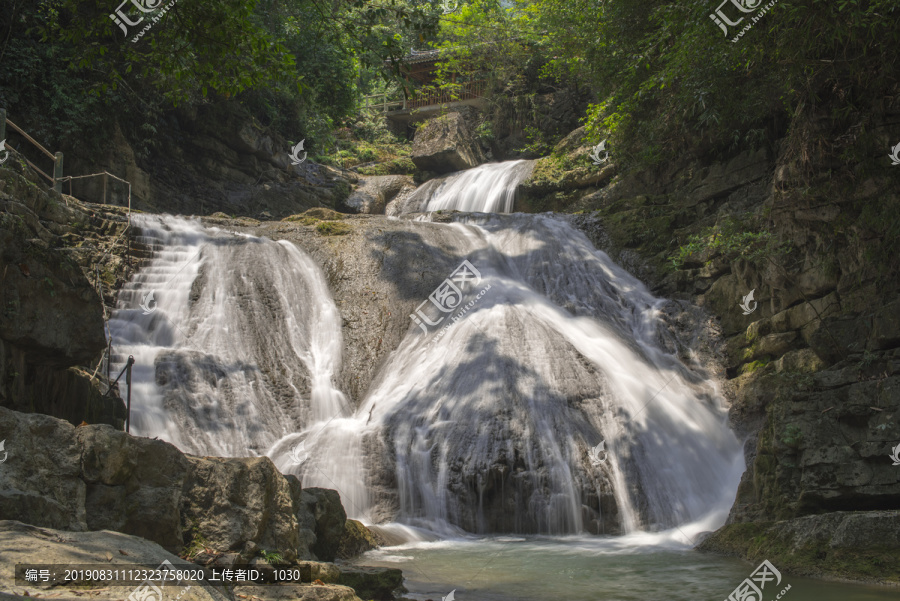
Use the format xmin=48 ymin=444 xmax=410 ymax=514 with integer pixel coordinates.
xmin=698 ymin=510 xmax=900 ymax=585
xmin=0 ymin=520 xmax=365 ymax=601
xmin=0 ymin=406 xmax=356 ymax=563
xmin=410 ymin=111 xmax=486 ymax=173
xmin=0 ymin=520 xmax=230 ymax=601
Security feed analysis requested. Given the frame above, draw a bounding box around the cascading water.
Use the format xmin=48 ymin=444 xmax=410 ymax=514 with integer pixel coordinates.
xmin=398 ymin=160 xmax=535 ymax=214
xmin=112 ymin=162 xmax=742 ymax=539
xmin=108 ymin=214 xmax=350 ymax=457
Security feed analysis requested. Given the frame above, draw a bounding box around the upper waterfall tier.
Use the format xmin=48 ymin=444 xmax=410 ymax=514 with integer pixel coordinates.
xmin=395 ymin=160 xmax=535 ymax=214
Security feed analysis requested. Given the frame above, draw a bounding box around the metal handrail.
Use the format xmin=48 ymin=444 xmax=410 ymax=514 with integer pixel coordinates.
xmin=57 ymin=171 xmax=133 ymax=213
xmin=104 ymin=355 xmax=135 ymax=433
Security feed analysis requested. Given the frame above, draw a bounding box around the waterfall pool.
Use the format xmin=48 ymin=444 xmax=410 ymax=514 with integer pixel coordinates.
xmin=351 ymin=532 xmax=897 ymax=601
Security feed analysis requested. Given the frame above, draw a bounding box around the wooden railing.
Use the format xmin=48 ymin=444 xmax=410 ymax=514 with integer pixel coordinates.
xmin=361 ymin=80 xmax=487 ymax=114
xmin=362 ymin=93 xmax=407 ymax=113
xmin=1 ymin=108 xmax=64 ymax=191
xmin=406 ymin=80 xmax=487 ymax=110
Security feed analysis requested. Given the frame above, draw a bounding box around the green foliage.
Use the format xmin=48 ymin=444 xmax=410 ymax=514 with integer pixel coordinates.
xmin=671 ymin=215 xmax=789 ymax=268
xmin=181 ymin=520 xmax=210 ymax=560
xmin=258 ymin=549 xmax=285 ymax=565
xmin=781 ymin=424 xmax=804 ymax=449
xmin=1 ymin=0 xmax=439 ymax=162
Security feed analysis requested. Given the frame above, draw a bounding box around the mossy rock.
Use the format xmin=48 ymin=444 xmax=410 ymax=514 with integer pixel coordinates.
xmin=357 ymin=157 xmax=417 ymax=177
xmin=337 ymin=519 xmax=378 ymax=559
xmin=283 ymin=208 xmax=346 ymax=225
xmin=698 ymin=513 xmax=900 ymax=584
xmin=315 ymin=221 xmax=352 ymax=236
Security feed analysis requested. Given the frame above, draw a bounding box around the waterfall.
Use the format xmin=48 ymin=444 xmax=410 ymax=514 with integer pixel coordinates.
xmin=108 ymin=214 xmax=350 ymax=457
xmin=112 ymin=162 xmax=743 ymax=537
xmin=397 ymin=160 xmax=535 ymax=214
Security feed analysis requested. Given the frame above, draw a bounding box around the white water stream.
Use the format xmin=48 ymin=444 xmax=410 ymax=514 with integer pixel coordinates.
xmin=400 ymin=160 xmax=535 ymax=213
xmin=110 ymin=163 xmax=742 ymax=539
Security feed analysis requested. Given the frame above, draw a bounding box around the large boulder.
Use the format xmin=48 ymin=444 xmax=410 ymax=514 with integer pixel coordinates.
xmin=337 ymin=519 xmax=378 ymax=559
xmin=343 ymin=175 xmax=416 ymax=214
xmin=78 ymin=424 xmax=191 ymax=552
xmin=410 ymin=112 xmax=486 ymax=173
xmin=181 ymin=456 xmax=300 ymax=561
xmin=0 ymin=407 xmax=85 ymax=531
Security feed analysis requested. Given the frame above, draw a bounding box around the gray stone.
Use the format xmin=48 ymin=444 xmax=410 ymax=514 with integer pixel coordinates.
xmin=411 ymin=112 xmax=486 ymax=173
xmin=0 ymin=407 xmax=85 ymax=530
xmin=181 ymin=456 xmax=300 ymax=561
xmin=343 ymin=175 xmax=416 ymax=214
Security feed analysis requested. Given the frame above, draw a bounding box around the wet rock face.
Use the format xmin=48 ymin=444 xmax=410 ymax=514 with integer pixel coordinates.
xmin=410 ymin=111 xmax=486 ymax=173
xmin=0 ymin=173 xmax=106 ymax=367
xmin=0 ymin=166 xmax=127 ymax=428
